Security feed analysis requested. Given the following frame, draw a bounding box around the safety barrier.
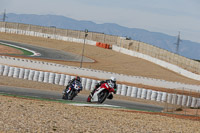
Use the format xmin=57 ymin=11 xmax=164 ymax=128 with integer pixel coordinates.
xmin=0 ymin=64 xmax=199 ymax=108
xmin=0 ymin=56 xmax=200 ymax=92
xmin=96 ymin=42 xmax=110 ymax=49
xmin=112 ymin=45 xmax=200 ymax=81
xmin=1 ymin=27 xmax=199 ymax=80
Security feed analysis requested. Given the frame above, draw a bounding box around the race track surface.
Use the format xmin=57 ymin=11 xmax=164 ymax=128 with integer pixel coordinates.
xmin=0 ymin=86 xmax=164 ymax=112
xmin=0 ymin=40 xmax=94 ymax=62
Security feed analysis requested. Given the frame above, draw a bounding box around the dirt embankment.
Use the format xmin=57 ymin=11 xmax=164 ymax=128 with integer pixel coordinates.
xmin=0 ymin=94 xmax=200 ymax=132
xmin=0 ymin=32 xmax=200 ymax=85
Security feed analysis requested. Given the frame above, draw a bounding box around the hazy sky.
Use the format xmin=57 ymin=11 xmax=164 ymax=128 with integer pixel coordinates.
xmin=1 ymin=0 xmax=200 ymax=43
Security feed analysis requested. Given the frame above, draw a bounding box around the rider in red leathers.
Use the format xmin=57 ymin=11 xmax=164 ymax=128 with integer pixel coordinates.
xmin=87 ymin=76 xmax=117 ymax=101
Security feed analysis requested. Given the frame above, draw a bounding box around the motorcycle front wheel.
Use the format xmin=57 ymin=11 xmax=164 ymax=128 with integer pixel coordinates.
xmin=98 ymin=90 xmax=109 ymax=103
xmin=68 ymin=90 xmax=76 ymax=100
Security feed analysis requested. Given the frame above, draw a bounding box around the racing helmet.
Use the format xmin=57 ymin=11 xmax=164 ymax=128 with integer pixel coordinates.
xmin=75 ymin=76 xmax=81 ymax=82
xmin=108 ymin=80 xmax=114 ymax=88
xmin=110 ymin=76 xmax=116 ymax=83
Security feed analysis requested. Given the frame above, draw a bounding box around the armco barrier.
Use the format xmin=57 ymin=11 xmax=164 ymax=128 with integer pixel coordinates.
xmin=1 ymin=64 xmax=199 ymax=108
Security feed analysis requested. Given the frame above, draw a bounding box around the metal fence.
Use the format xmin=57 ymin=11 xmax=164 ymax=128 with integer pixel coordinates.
xmin=0 ymin=21 xmax=200 ymax=74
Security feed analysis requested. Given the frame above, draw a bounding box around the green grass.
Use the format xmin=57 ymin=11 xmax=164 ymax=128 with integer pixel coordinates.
xmin=0 ymin=43 xmax=33 ymax=56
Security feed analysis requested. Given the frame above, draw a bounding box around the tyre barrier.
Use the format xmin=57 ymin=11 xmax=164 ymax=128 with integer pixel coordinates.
xmin=64 ymin=75 xmax=71 ymax=86
xmin=182 ymin=95 xmax=188 ymax=106
xmin=33 ymin=71 xmax=40 ymax=81
xmin=85 ymin=78 xmax=92 ymax=91
xmin=191 ymin=97 xmax=197 ymax=108
xmin=19 ymin=68 xmax=25 ymax=79
xmin=55 ymin=73 xmax=61 ymax=84
xmin=167 ymin=93 xmax=173 ymax=104
xmin=81 ymin=77 xmax=87 ymax=89
xmin=161 ymin=92 xmax=167 ymax=102
xmin=151 ymin=91 xmax=157 ymax=101
xmin=131 ymin=87 xmax=138 ymax=98
xmin=38 ymin=71 xmax=44 ymax=82
xmin=156 ymin=92 xmax=163 ymax=102
xmin=28 ymin=70 xmax=35 ymax=81
xmin=121 ymin=84 xmax=127 ymax=96
xmin=177 ymin=95 xmax=183 ymax=106
xmin=141 ymin=89 xmax=147 ymax=99
xmin=0 ymin=64 xmax=199 ymax=108
xmin=8 ymin=67 xmax=14 ymax=77
xmin=172 ymin=94 xmax=178 ymax=105
xmin=43 ymin=72 xmax=49 ymax=83
xmin=0 ymin=65 xmax=4 ymax=75
xmin=24 ymin=69 xmax=30 ymax=80
xmin=126 ymin=86 xmax=132 ymax=97
xmin=49 ymin=72 xmax=55 ymax=84
xmin=186 ymin=96 xmax=192 ymax=107
xmin=59 ymin=74 xmax=66 ymax=86
xmin=91 ymin=80 xmax=97 ymax=91
xmin=3 ymin=65 xmax=9 ymax=76
xmin=116 ymin=84 xmax=122 ymax=95
xmin=13 ymin=67 xmax=20 ymax=78
xmin=137 ymin=88 xmax=142 ymax=98
xmin=146 ymin=89 xmax=152 ymax=100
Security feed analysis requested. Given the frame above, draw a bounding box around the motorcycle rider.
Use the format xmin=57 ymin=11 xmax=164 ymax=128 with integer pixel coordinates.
xmin=88 ymin=76 xmax=117 ymax=101
xmin=63 ymin=76 xmax=82 ymax=94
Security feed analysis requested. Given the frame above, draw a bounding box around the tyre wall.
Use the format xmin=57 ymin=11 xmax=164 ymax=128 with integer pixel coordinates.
xmin=0 ymin=64 xmax=199 ymax=108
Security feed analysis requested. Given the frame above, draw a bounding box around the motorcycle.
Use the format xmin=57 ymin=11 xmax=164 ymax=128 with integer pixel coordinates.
xmin=62 ymin=81 xmax=82 ymax=100
xmin=87 ymin=82 xmax=115 ymax=104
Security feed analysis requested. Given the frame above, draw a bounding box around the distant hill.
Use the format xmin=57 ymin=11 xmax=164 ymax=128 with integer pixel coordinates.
xmin=1 ymin=13 xmax=200 ymax=60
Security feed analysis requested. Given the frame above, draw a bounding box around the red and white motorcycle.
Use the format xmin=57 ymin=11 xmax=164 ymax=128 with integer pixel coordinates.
xmin=87 ymin=81 xmax=115 ymax=104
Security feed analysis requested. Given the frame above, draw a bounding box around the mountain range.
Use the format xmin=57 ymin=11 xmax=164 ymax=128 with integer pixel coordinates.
xmin=1 ymin=13 xmax=200 ymax=60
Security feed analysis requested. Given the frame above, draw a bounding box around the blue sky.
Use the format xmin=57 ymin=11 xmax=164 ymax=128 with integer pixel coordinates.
xmin=1 ymin=0 xmax=200 ymax=43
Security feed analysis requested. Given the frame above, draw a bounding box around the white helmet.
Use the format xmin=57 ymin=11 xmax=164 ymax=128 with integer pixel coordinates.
xmin=110 ymin=76 xmax=116 ymax=82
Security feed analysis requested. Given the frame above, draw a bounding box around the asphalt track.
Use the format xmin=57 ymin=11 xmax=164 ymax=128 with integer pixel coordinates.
xmin=0 ymin=40 xmax=94 ymax=62
xmin=0 ymin=86 xmax=164 ymax=112
xmin=0 ymin=40 xmax=163 ymax=112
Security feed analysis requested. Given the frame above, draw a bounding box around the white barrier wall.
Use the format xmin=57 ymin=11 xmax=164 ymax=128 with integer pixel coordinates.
xmin=0 ymin=64 xmax=199 ymax=108
xmin=1 ymin=56 xmax=199 ymax=92
xmin=112 ymin=45 xmax=200 ymax=81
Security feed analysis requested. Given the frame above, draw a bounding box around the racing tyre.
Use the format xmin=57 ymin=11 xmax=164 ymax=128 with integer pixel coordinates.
xmin=98 ymin=90 xmax=109 ymax=103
